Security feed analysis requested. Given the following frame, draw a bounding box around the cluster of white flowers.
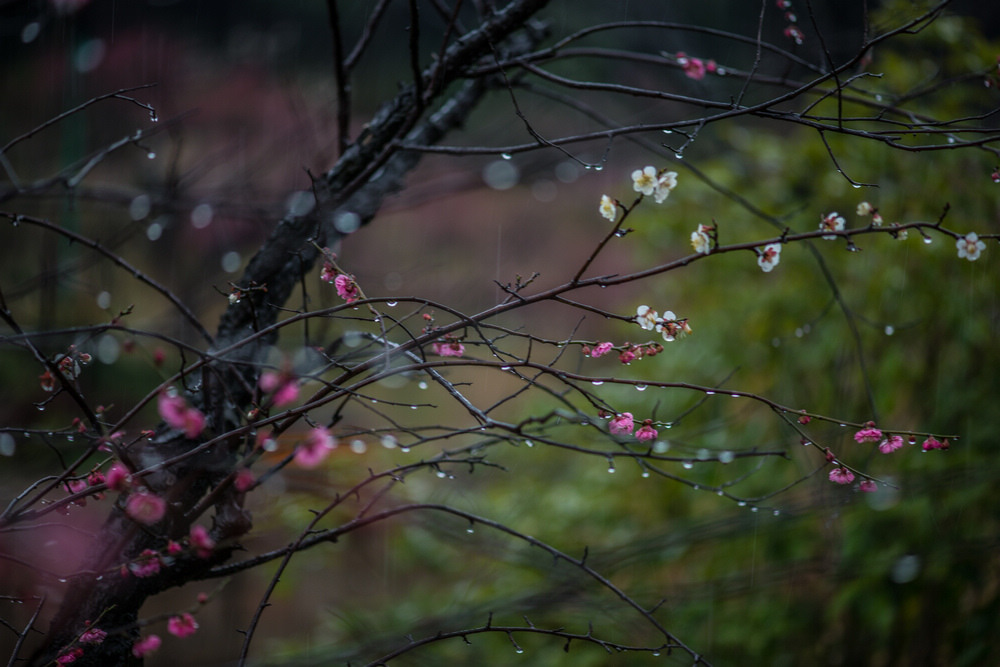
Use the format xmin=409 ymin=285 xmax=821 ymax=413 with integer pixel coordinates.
xmin=597 ymin=166 xmax=678 ymax=220
xmin=819 ymin=211 xmax=845 ymax=240
xmin=757 ymin=243 xmax=781 ymax=272
xmin=690 ymin=224 xmax=713 ymax=255
xmin=632 ymin=166 xmax=678 ymax=203
xmin=635 ymin=305 xmax=691 ymax=342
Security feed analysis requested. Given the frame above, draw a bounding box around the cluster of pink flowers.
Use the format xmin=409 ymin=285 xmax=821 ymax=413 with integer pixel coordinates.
xmin=125 ymin=491 xmax=166 ymax=525
xmin=675 ymin=52 xmax=717 ymax=81
xmin=106 ymin=462 xmax=131 ymax=491
xmin=607 ymin=413 xmax=659 ymax=442
xmin=879 ymin=435 xmax=904 ymax=454
xmin=922 ymin=436 xmax=949 ymax=451
xmin=258 ymin=369 xmax=299 ymax=407
xmin=132 ymin=634 xmax=161 ymax=658
xmin=130 ymin=549 xmax=162 ymax=577
xmin=777 ymin=0 xmax=804 ymax=44
xmin=295 ymin=426 xmax=337 ymax=468
xmin=583 ymin=341 xmax=664 ymax=365
xmin=168 ymin=613 xmax=199 ymax=638
xmin=189 ymin=525 xmax=215 ymax=559
xmin=828 ymin=466 xmax=854 ymax=485
xmin=333 ymin=273 xmax=360 ymax=303
xmin=158 ymin=390 xmax=206 ymax=439
xmin=432 ymin=338 xmax=466 ymax=357
xmin=853 ymin=425 xmax=882 ymax=444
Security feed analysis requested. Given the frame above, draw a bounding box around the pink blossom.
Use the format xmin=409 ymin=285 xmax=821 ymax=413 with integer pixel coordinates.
xmin=784 ymin=25 xmax=804 ymax=44
xmin=853 ymin=426 xmax=883 ymax=444
xmin=105 ymin=462 xmax=131 ymax=491
xmin=635 ymin=421 xmax=658 ymax=442
xmin=131 ymin=549 xmax=161 ymax=578
xmin=320 ymin=261 xmax=336 ymax=283
xmin=333 ymin=273 xmax=359 ymax=303
xmin=56 ymin=648 xmax=83 ymax=664
xmin=295 ymin=426 xmax=336 ymax=468
xmin=859 ymin=479 xmax=878 ymax=493
xmin=828 ymin=467 xmax=855 ymax=485
xmin=234 ymin=468 xmax=255 ymax=492
xmin=168 ymin=613 xmax=199 ymax=638
xmin=259 ymin=371 xmax=299 ymax=406
xmin=922 ymin=436 xmax=944 ymax=451
xmin=431 ymin=340 xmax=465 ymax=357
xmin=609 ymin=413 xmax=635 ymax=435
xmin=158 ymin=391 xmax=206 ymax=438
xmin=125 ymin=492 xmax=166 ymax=525
xmin=66 ymin=479 xmax=88 ymax=495
xmin=79 ymin=628 xmax=107 ymax=645
xmin=166 ymin=540 xmax=183 ymax=555
xmin=618 ymin=348 xmax=636 ymax=364
xmin=132 ymin=634 xmax=161 ymax=658
xmin=677 ymin=53 xmax=706 ymax=80
xmin=590 ymin=342 xmax=614 ymax=358
xmin=189 ymin=525 xmax=215 ymax=558
xmin=878 ymin=435 xmax=904 ymax=454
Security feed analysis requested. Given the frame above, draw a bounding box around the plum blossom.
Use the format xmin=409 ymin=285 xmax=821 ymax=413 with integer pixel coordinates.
xmin=130 ymin=549 xmax=161 ymax=577
xmin=234 ymin=468 xmax=255 ymax=492
xmin=922 ymin=436 xmax=946 ymax=451
xmin=856 ymin=201 xmax=873 ymax=216
xmin=56 ymin=649 xmax=83 ymax=664
xmin=956 ymin=232 xmax=986 ymax=261
xmin=828 ymin=467 xmax=855 ymax=485
xmin=105 ymin=462 xmax=131 ymax=491
xmin=320 ymin=261 xmax=336 ymax=283
xmin=676 ymin=52 xmax=706 ymax=80
xmin=879 ymin=435 xmax=904 ymax=454
xmin=635 ymin=305 xmax=660 ymax=331
xmin=820 ymin=212 xmax=845 ymax=240
xmin=431 ymin=340 xmax=465 ymax=357
xmin=599 ymin=195 xmax=617 ymax=221
xmin=635 ymin=421 xmax=658 ymax=442
xmin=859 ymin=479 xmax=878 ymax=492
xmin=158 ymin=391 xmax=206 ymax=439
xmin=125 ymin=491 xmax=166 ymax=525
xmin=79 ymin=628 xmax=107 ymax=645
xmin=168 ymin=613 xmax=199 ymax=638
xmin=259 ymin=370 xmax=299 ymax=407
xmin=590 ymin=342 xmax=614 ymax=358
xmin=333 ymin=273 xmax=360 ymax=303
xmin=653 ymin=171 xmax=678 ymax=203
xmin=296 ymin=426 xmax=337 ymax=468
xmin=656 ymin=311 xmax=691 ymax=342
xmin=189 ymin=525 xmax=215 ymax=558
xmin=853 ymin=426 xmax=883 ymax=444
xmin=631 ymin=166 xmax=658 ymax=195
xmin=690 ymin=224 xmax=712 ymax=254
xmin=609 ymin=413 xmax=635 ymax=435
xmin=618 ymin=348 xmax=636 ymax=364
xmin=132 ymin=635 xmax=161 ymax=658
xmin=757 ymin=244 xmax=781 ymax=272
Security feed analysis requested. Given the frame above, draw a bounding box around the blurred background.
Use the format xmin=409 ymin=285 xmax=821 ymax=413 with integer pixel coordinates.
xmin=1 ymin=1 xmax=999 ymax=665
